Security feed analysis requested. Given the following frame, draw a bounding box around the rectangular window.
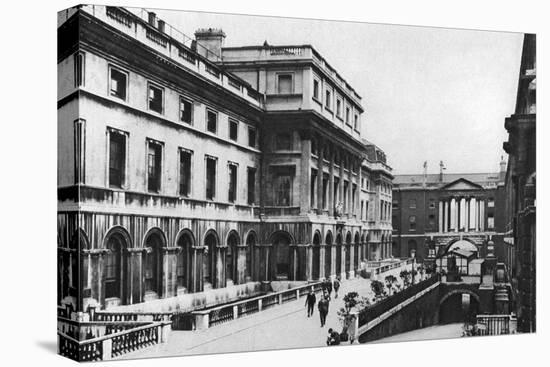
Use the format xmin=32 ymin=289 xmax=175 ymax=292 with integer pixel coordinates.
xmin=392 ymin=200 xmax=399 ymax=209
xmin=74 ymin=52 xmax=85 ymax=87
xmin=409 ymin=199 xmax=417 ymax=209
xmin=354 ymin=114 xmax=359 ymax=130
xmin=206 ymin=109 xmax=217 ymax=133
xmin=274 ymin=174 xmax=292 ymax=206
xmin=336 ymin=98 xmax=342 ymax=117
xmin=108 ymin=130 xmax=126 ymax=188
xmin=206 ymin=156 xmax=217 ymax=200
xmin=488 ymin=199 xmax=495 ymax=207
xmin=179 ymin=149 xmax=192 ymax=196
xmin=147 ymin=140 xmax=163 ymax=192
xmin=248 ymin=127 xmax=257 ymax=148
xmin=74 ymin=119 xmax=86 ymax=184
xmin=429 ymin=199 xmax=436 ymax=209
xmin=247 ymin=167 xmax=256 ymax=205
xmin=228 ymin=163 xmax=238 ymax=203
xmin=229 ymin=119 xmax=238 ymax=141
xmin=179 ymin=97 xmax=193 ymax=124
xmin=148 ymin=84 xmax=163 ymax=114
xmin=325 ymin=89 xmax=332 ymax=110
xmin=313 ymin=79 xmax=320 ymax=100
xmin=277 ymin=74 xmax=293 ymax=94
xmin=409 ymin=215 xmax=417 ymax=231
xmin=345 ymin=107 xmax=350 ymax=124
xmin=488 ymin=215 xmax=495 ymax=229
xmin=275 ymin=133 xmax=292 ymax=150
xmin=109 ymin=67 xmax=127 ymax=100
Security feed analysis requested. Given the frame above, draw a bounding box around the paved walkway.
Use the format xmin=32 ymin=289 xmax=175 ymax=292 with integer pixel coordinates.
xmin=120 ymin=277 xmax=375 ymax=359
xmin=372 ymin=323 xmax=464 ymax=343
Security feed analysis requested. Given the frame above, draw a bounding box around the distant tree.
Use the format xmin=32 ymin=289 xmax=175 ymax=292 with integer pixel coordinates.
xmin=370 ymin=280 xmax=385 ymax=301
xmin=418 ymin=264 xmax=426 ymax=280
xmin=384 ymin=275 xmax=397 ymax=296
xmin=399 ymin=270 xmax=411 ymax=288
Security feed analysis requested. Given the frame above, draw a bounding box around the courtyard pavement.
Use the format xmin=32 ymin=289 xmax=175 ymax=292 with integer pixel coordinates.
xmin=120 ymin=277 xmax=375 ymax=359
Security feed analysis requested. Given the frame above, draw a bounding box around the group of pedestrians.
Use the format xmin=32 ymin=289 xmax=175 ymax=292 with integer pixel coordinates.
xmin=304 ymin=277 xmax=341 ymax=329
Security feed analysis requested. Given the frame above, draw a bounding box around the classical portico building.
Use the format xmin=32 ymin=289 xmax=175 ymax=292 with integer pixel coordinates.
xmin=392 ymin=165 xmax=507 ymax=267
xmin=57 ymin=5 xmax=393 ymax=313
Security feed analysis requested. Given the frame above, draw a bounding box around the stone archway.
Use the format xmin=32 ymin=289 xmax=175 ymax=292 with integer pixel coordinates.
xmin=439 ymin=288 xmax=481 ymax=324
xmin=270 ymin=231 xmax=293 ymax=280
xmin=143 ymin=228 xmax=167 ymax=299
xmin=175 ymin=229 xmax=194 ymax=294
xmin=324 ymin=231 xmax=333 ymax=279
xmin=312 ymin=231 xmax=321 ymax=280
xmin=102 ymin=226 xmax=132 ymax=306
xmin=203 ymin=230 xmax=220 ymax=289
xmin=226 ymin=230 xmax=240 ymax=285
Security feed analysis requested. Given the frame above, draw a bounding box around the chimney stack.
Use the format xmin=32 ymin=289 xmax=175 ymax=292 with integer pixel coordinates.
xmin=194 ymin=28 xmax=226 ymax=61
xmin=148 ymin=12 xmax=156 ymax=26
xmin=499 ymin=156 xmax=507 ymax=181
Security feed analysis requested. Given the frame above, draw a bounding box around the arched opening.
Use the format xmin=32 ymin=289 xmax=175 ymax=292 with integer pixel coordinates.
xmin=324 ymin=231 xmax=333 ymax=278
xmin=203 ymin=231 xmax=219 ymax=288
xmin=345 ymin=231 xmax=352 ymax=274
xmin=103 ymin=228 xmax=130 ymax=304
xmin=335 ymin=233 xmax=342 ymax=276
xmin=354 ymin=232 xmax=360 ymax=270
xmin=226 ymin=231 xmax=240 ymax=285
xmin=439 ymin=291 xmax=480 ymax=325
xmin=143 ymin=229 xmax=165 ymax=298
xmin=271 ymin=232 xmax=292 ymax=280
xmin=176 ymin=230 xmax=194 ymax=293
xmin=312 ymin=232 xmax=321 ymax=280
xmin=245 ymin=231 xmax=256 ymax=281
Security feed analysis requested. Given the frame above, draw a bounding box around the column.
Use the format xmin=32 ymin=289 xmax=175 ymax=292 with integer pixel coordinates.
xmin=469 ymin=198 xmax=476 ymax=230
xmin=474 ymin=198 xmax=479 ymax=231
xmin=347 ymin=158 xmax=353 ymax=218
xmin=460 ymin=197 xmax=466 ymax=231
xmin=356 ymin=164 xmax=362 ymax=219
xmin=328 ymin=147 xmax=335 ymax=217
xmin=438 ymin=201 xmax=443 ymax=233
xmin=479 ymin=200 xmax=485 ymax=231
xmin=300 ymin=135 xmax=312 ymax=214
xmin=450 ymin=197 xmax=456 ymax=231
xmin=339 ymin=152 xmax=344 ymax=213
xmin=317 ymin=140 xmax=324 ymax=213
xmin=444 ymin=200 xmax=449 ymax=232
xmin=455 ymin=197 xmax=460 ymax=232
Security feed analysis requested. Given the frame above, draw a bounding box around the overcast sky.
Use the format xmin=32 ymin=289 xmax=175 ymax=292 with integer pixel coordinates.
xmin=144 ymin=7 xmax=524 ymax=175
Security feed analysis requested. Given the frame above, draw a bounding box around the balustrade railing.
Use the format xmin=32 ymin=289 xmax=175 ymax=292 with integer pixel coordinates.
xmin=58 ymin=321 xmax=169 ymax=361
xmin=476 ymin=314 xmax=516 ymax=335
xmin=93 ymin=311 xmax=172 ymax=322
xmin=358 ymin=275 xmax=438 ymax=327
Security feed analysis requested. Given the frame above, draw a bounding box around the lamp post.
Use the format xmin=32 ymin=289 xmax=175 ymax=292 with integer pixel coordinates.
xmin=410 ymin=249 xmax=416 ymax=285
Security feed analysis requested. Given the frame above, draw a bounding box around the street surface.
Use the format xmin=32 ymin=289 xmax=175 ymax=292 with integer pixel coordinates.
xmin=120 ymin=277 xmax=375 ymax=359
xmin=372 ymin=323 xmax=464 ymax=343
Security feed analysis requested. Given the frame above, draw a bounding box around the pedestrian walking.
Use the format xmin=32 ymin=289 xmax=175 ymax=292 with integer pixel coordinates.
xmin=333 ymin=277 xmax=341 ymax=299
xmin=318 ymin=295 xmax=330 ymax=327
xmin=305 ymin=290 xmax=317 ymax=317
xmin=326 ymin=279 xmax=333 ymax=296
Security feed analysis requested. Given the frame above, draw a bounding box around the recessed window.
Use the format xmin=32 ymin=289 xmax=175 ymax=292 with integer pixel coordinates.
xmin=74 ymin=52 xmax=85 ymax=87
xmin=206 ymin=109 xmax=217 ymax=133
xmin=409 ymin=199 xmax=417 ymax=209
xmin=392 ymin=200 xmax=399 ymax=209
xmin=313 ymin=79 xmax=320 ymax=100
xmin=229 ymin=119 xmax=238 ymax=141
xmin=109 ymin=67 xmax=127 ymax=100
xmin=148 ymin=84 xmax=163 ymax=114
xmin=179 ymin=149 xmax=192 ymax=197
xmin=428 ymin=214 xmax=435 ymax=228
xmin=354 ymin=114 xmax=359 ymax=130
xmin=147 ymin=140 xmax=163 ymax=192
xmin=336 ymin=98 xmax=342 ymax=118
xmin=488 ymin=214 xmax=495 ymax=229
xmin=409 ymin=215 xmax=417 ymax=231
xmin=205 ymin=156 xmax=217 ymax=200
xmin=274 ymin=174 xmax=292 ymax=206
xmin=277 ymin=74 xmax=293 ymax=94
xmin=228 ymin=163 xmax=238 ymax=203
xmin=325 ymin=89 xmax=332 ymax=110
xmin=488 ymin=198 xmax=495 ymax=207
xmin=429 ymin=199 xmax=436 ymax=209
xmin=179 ymin=97 xmax=193 ymax=124
xmin=247 ymin=167 xmax=256 ymax=205
xmin=345 ymin=107 xmax=350 ymax=124
xmin=108 ymin=129 xmax=127 ymax=189
xmin=74 ymin=119 xmax=86 ymax=184
xmin=248 ymin=127 xmax=257 ymax=148
xmin=275 ymin=133 xmax=292 ymax=151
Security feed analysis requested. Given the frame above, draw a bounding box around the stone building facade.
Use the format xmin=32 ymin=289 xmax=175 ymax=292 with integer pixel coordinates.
xmin=502 ymin=33 xmax=536 ymax=333
xmin=392 ymin=166 xmax=507 ymax=267
xmin=57 ymin=6 xmax=393 ymax=312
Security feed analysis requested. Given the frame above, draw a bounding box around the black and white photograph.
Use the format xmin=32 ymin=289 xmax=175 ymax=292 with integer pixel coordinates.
xmin=54 ymin=3 xmax=539 ymax=362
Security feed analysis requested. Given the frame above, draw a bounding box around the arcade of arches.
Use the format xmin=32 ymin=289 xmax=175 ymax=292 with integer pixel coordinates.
xmin=58 ymin=225 xmax=387 ymax=310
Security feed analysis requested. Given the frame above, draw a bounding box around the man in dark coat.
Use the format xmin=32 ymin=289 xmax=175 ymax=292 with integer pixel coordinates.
xmin=305 ymin=290 xmax=317 ymax=317
xmin=326 ymin=279 xmax=333 ymax=296
xmin=318 ymin=295 xmax=330 ymax=327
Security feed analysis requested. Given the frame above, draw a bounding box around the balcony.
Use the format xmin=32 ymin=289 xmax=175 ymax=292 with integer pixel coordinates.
xmin=261 ymin=206 xmax=301 ymax=217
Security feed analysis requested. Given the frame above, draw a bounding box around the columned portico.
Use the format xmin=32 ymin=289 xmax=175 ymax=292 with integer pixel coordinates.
xmin=439 ymin=196 xmax=486 ymax=234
